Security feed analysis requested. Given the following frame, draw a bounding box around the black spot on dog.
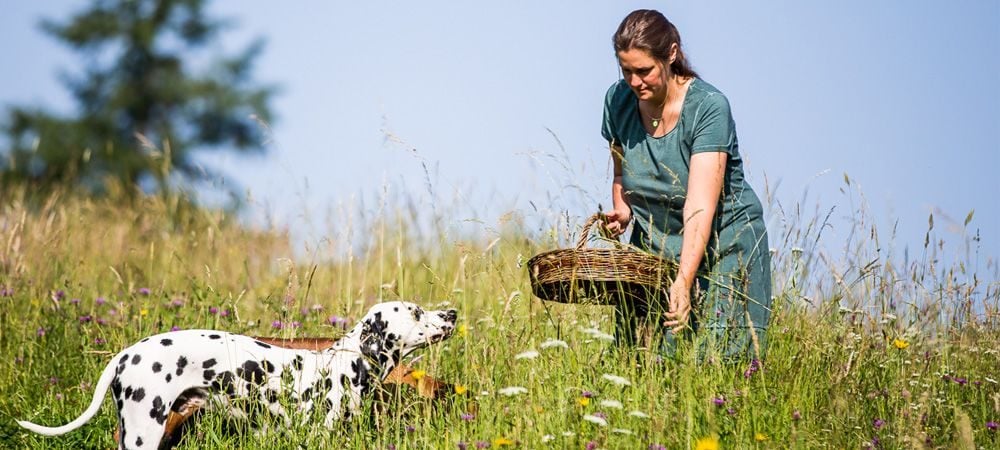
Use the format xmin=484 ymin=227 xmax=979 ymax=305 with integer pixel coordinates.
xmin=209 ymin=334 xmax=221 ymax=340
xmin=132 ymin=387 xmax=145 ymax=402
xmin=119 ymin=354 xmax=130 ymax=365
xmin=202 ymin=358 xmax=217 ymax=369
xmin=117 ymin=398 xmax=124 ymax=411
xmin=350 ymin=358 xmax=371 ymax=391
xmin=203 ymin=369 xmax=216 ymax=381
xmin=412 ymin=307 xmax=424 ymax=321
xmin=124 ymin=386 xmax=133 ymax=400
xmin=292 ymin=355 xmax=304 ymax=371
xmin=131 ymin=354 xmax=142 ymax=365
xmin=175 ymin=356 xmax=188 ymax=376
xmin=301 ymin=387 xmax=313 ymax=400
xmin=265 ymin=389 xmax=280 ymax=403
xmin=136 ymin=436 xmax=143 ymax=447
xmin=160 ymin=339 xmax=173 ymax=346
xmin=236 ymin=360 xmax=266 ymax=384
xmin=212 ymin=371 xmax=237 ymax=396
xmin=165 ymin=373 xmax=172 ymax=383
xmin=254 ymin=340 xmax=272 ymax=349
xmin=152 ymin=362 xmax=162 ymax=373
xmin=261 ymin=360 xmax=276 ymax=374
xmin=149 ymin=396 xmax=167 ymax=425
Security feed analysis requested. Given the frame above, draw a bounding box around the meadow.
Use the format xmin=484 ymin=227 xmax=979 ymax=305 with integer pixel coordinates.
xmin=0 ymin=182 xmax=997 ymax=449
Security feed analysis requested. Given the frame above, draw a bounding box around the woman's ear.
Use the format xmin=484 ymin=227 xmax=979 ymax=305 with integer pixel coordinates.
xmin=668 ymin=43 xmax=679 ymax=65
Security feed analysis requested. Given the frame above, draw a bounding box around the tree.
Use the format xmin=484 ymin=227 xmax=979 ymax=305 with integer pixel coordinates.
xmin=0 ymin=0 xmax=275 ymax=197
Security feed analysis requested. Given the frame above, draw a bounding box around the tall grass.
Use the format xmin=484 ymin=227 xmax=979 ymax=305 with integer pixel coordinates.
xmin=0 ymin=174 xmax=996 ymax=449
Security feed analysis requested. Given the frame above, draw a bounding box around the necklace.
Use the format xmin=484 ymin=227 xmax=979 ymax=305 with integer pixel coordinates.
xmin=650 ymin=116 xmax=662 ymax=128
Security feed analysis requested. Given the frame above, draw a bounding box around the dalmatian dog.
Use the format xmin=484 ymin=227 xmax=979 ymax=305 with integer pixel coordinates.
xmin=18 ymin=301 xmax=457 ymax=450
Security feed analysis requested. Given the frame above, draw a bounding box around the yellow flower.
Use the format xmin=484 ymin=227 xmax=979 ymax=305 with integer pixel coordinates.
xmin=454 ymin=384 xmax=468 ymax=395
xmin=755 ymin=432 xmax=768 ymax=442
xmin=893 ymin=338 xmax=909 ymax=349
xmin=493 ymin=437 xmax=515 ymax=447
xmin=458 ymin=324 xmax=468 ymax=337
xmin=140 ymin=308 xmax=149 ymax=317
xmin=410 ymin=369 xmax=426 ymax=380
xmin=695 ymin=436 xmax=719 ymax=450
xmin=534 ymin=405 xmax=544 ymax=414
xmin=577 ymin=397 xmax=591 ymax=407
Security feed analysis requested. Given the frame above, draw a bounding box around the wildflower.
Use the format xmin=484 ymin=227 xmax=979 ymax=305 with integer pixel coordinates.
xmin=97 ymin=318 xmax=108 ymax=326
xmin=577 ymin=397 xmax=591 ymax=407
xmin=602 ymin=373 xmax=632 ymax=387
xmin=712 ymin=396 xmax=725 ymax=407
xmin=49 ymin=376 xmax=59 ymax=385
xmin=457 ymin=442 xmax=468 ymax=450
xmin=70 ymin=298 xmax=80 ymax=306
xmin=94 ymin=338 xmax=106 ymax=345
xmin=581 ymin=390 xmax=595 ymax=398
xmin=726 ymin=407 xmax=737 ymax=416
xmin=744 ymin=359 xmax=761 ymax=378
xmin=458 ymin=324 xmax=468 ymax=337
xmin=694 ymin=436 xmax=719 ymax=450
xmin=220 ymin=309 xmax=230 ymax=318
xmin=612 ymin=428 xmax=633 ymax=435
xmin=171 ymin=299 xmax=184 ymax=308
xmin=272 ymin=320 xmax=283 ymax=329
xmin=55 ymin=393 xmax=63 ymax=401
xmin=755 ymin=432 xmax=768 ymax=441
xmin=140 ymin=309 xmax=149 ymax=317
xmin=209 ymin=307 xmax=219 ymax=315
xmin=52 ymin=290 xmax=66 ymax=301
xmin=585 ymin=441 xmax=597 ymax=450
xmin=873 ymin=418 xmax=885 ymax=430
xmin=36 ymin=327 xmax=46 ymax=337
xmin=170 ymin=326 xmax=181 ymax=332
xmin=411 ymin=369 xmax=426 ymax=381
xmin=290 ymin=321 xmax=302 ymax=328
xmin=79 ymin=315 xmax=93 ymax=324
xmin=628 ymin=410 xmax=650 ymax=419
xmin=515 ymin=350 xmax=539 ymax=360
xmin=454 ymin=384 xmax=468 ymax=395
xmin=540 ymin=339 xmax=568 ymax=349
xmin=96 ymin=297 xmax=106 ymax=306
xmin=649 ymin=445 xmax=666 ymax=450
xmin=987 ymin=421 xmax=997 ymax=432
xmin=460 ymin=412 xmax=475 ymax=421
xmin=541 ymin=435 xmax=555 ymax=443
xmin=0 ymin=287 xmax=11 ymax=297
xmin=583 ymin=414 xmax=608 ymax=427
xmin=561 ymin=432 xmax=575 ymax=437
xmin=405 ymin=425 xmax=415 ymax=433
xmin=599 ymin=400 xmax=623 ymax=409
xmin=498 ymin=386 xmax=527 ymax=396
xmin=792 ymin=410 xmax=801 ymax=421
xmin=893 ymin=338 xmax=909 ymax=349
xmin=493 ymin=437 xmax=515 ymax=447
xmin=137 ymin=288 xmax=150 ymax=296
xmin=475 ymin=442 xmax=490 ymax=449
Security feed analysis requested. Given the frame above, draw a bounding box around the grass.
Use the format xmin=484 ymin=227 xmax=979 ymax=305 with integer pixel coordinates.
xmin=0 ymin=182 xmax=997 ymax=450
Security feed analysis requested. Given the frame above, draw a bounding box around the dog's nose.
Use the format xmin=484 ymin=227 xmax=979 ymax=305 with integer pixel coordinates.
xmin=444 ymin=309 xmax=458 ymax=323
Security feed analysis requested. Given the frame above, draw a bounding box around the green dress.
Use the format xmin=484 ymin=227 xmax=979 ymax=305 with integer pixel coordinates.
xmin=602 ymin=78 xmax=772 ymax=360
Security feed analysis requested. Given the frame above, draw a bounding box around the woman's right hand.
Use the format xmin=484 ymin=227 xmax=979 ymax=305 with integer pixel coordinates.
xmin=603 ymin=206 xmax=631 ymax=237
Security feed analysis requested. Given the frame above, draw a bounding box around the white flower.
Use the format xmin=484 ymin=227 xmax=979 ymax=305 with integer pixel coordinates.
xmin=602 ymin=373 xmax=632 ymax=387
xmin=599 ymin=399 xmax=623 ymax=409
xmin=612 ymin=428 xmax=633 ymax=435
xmin=583 ymin=414 xmax=608 ymax=426
xmin=498 ymin=386 xmax=528 ymax=396
xmin=561 ymin=431 xmax=576 ymax=437
xmin=541 ymin=435 xmax=555 ymax=443
xmin=515 ymin=350 xmax=540 ymax=360
xmin=628 ymin=410 xmax=650 ymax=419
xmin=593 ymin=331 xmax=615 ymax=342
xmin=540 ymin=339 xmax=569 ymax=349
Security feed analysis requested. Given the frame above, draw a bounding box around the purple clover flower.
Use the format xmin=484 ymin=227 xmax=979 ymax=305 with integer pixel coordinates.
xmin=70 ymin=298 xmax=80 ymax=306
xmin=0 ymin=286 xmax=12 ymax=297
xmin=405 ymin=425 xmax=415 ymax=433
xmin=460 ymin=413 xmax=475 ymax=421
xmin=170 ymin=326 xmax=181 ymax=332
xmin=586 ymin=441 xmax=597 ymax=450
xmin=209 ymin=307 xmax=219 ymax=315
xmin=792 ymin=410 xmax=801 ymax=421
xmin=475 ymin=442 xmax=490 ymax=449
xmin=36 ymin=327 xmax=46 ymax=337
xmin=291 ymin=321 xmax=302 ymax=329
xmin=987 ymin=421 xmax=998 ymax=432
xmin=873 ymin=418 xmax=885 ymax=430
xmin=95 ymin=296 xmax=106 ymax=306
xmin=137 ymin=288 xmax=150 ymax=296
xmin=79 ymin=315 xmax=93 ymax=324
xmin=744 ymin=359 xmax=761 ymax=378
xmin=457 ymin=442 xmax=468 ymax=450
xmin=95 ymin=337 xmax=106 ymax=345
xmin=712 ymin=396 xmax=725 ymax=406
xmin=272 ymin=320 xmax=283 ymax=330
xmin=171 ymin=299 xmax=184 ymax=308
xmin=52 ymin=290 xmax=65 ymax=301
xmin=581 ymin=390 xmax=595 ymax=398
xmin=220 ymin=309 xmax=230 ymax=318
xmin=649 ymin=445 xmax=667 ymax=450
xmin=97 ymin=318 xmax=108 ymax=326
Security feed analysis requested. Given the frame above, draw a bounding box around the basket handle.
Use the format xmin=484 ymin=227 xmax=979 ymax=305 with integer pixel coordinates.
xmin=575 ymin=213 xmax=620 ymax=249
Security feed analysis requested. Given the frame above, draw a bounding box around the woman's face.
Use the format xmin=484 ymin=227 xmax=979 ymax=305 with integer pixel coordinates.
xmin=617 ymin=48 xmax=670 ymax=102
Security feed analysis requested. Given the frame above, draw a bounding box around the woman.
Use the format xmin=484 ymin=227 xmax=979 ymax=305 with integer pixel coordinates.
xmin=601 ymin=9 xmax=771 ymax=360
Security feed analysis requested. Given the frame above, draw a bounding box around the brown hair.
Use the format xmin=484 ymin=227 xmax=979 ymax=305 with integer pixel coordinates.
xmin=613 ymin=9 xmax=698 ymax=79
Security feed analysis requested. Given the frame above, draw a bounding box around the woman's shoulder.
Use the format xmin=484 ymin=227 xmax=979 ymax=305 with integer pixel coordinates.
xmin=604 ymin=79 xmax=634 ymax=106
xmin=685 ymin=78 xmax=732 ymax=116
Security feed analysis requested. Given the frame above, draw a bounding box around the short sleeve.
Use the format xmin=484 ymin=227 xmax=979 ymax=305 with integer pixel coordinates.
xmin=691 ymin=93 xmax=737 ymax=155
xmin=601 ymin=83 xmax=620 ymax=146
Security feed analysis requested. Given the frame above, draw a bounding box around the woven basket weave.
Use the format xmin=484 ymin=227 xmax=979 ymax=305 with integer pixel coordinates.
xmin=527 ymin=214 xmax=675 ymax=305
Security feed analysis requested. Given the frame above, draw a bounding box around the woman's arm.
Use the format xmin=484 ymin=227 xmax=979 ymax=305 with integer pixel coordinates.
xmin=663 ymin=151 xmax=727 ymax=333
xmin=605 ymin=143 xmax=631 ymax=236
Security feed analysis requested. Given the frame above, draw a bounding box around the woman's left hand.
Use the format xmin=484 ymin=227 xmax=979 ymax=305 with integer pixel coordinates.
xmin=663 ymin=278 xmax=692 ymax=334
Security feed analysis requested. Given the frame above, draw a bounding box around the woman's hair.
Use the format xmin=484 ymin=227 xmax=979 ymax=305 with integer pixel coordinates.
xmin=613 ymin=9 xmax=698 ymax=79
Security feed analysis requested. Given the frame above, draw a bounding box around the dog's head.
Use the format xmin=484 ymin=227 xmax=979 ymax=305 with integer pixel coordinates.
xmin=357 ymin=301 xmax=458 ymax=365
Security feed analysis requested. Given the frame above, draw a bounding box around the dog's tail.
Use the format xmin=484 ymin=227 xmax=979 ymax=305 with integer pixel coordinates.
xmin=17 ymin=356 xmax=117 ymax=436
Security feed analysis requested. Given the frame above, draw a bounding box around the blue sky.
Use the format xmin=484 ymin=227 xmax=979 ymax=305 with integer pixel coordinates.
xmin=2 ymin=1 xmax=998 ymax=269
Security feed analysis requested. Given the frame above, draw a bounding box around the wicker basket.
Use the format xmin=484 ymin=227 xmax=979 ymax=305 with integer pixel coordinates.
xmin=527 ymin=214 xmax=675 ymax=305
